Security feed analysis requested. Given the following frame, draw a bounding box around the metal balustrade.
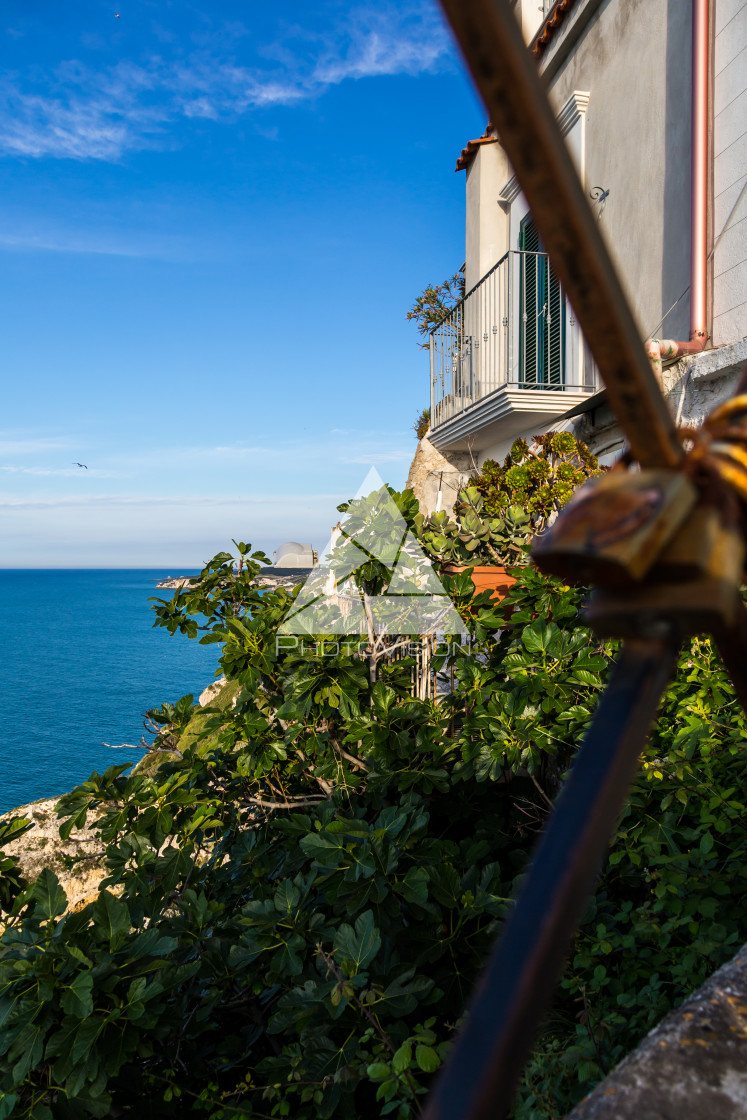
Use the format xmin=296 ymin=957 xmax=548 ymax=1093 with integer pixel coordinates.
xmin=430 ymin=250 xmax=575 ymax=429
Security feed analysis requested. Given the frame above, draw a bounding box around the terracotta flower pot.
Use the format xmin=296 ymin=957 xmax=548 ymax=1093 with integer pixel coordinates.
xmin=441 ymin=564 xmax=517 ymax=602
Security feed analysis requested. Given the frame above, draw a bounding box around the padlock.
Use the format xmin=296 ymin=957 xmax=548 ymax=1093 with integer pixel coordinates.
xmin=586 ymin=504 xmax=746 ymax=638
xmin=533 ymin=469 xmax=697 ymax=587
xmin=651 ymin=503 xmax=744 ymax=582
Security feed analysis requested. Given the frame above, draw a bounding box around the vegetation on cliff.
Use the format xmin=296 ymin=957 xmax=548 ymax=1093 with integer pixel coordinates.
xmin=405 ymin=270 xmax=465 ymax=350
xmin=0 ymin=474 xmax=744 ymax=1119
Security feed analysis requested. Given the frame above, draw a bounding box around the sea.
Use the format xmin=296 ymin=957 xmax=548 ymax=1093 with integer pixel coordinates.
xmin=0 ymin=571 xmax=221 ymax=815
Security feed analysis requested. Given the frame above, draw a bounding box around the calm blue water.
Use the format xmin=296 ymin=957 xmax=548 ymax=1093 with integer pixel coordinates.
xmin=0 ymin=571 xmax=221 ymax=814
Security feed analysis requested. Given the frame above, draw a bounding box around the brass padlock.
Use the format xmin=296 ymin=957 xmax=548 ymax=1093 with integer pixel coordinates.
xmin=652 ymin=503 xmax=745 ymax=583
xmin=533 ymin=469 xmax=697 ymax=587
xmin=586 ymin=504 xmax=746 ymax=638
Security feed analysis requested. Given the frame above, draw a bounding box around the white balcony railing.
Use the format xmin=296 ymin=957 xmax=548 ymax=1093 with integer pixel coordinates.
xmin=430 ymin=250 xmax=596 ymax=430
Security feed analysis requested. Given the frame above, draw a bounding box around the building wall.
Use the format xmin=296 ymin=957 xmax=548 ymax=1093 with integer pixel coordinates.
xmin=712 ymin=0 xmax=747 ymax=344
xmin=432 ymin=0 xmax=746 ymax=486
xmin=498 ymin=0 xmax=747 ymax=346
xmin=464 ymin=143 xmax=511 ymax=293
xmin=543 ymin=0 xmax=692 ymax=342
xmin=512 ymin=0 xmax=548 ymax=44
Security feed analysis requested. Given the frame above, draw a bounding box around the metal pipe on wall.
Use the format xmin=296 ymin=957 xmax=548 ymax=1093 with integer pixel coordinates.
xmin=690 ymin=0 xmax=710 ymax=342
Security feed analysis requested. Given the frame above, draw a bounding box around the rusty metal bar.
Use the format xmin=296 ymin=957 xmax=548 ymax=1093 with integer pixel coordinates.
xmin=423 ymin=638 xmax=679 ymax=1120
xmin=437 ymin=0 xmax=683 ymax=470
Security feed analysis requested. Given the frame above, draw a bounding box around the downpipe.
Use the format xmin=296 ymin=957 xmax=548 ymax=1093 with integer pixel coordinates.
xmin=690 ymin=0 xmax=710 ymax=345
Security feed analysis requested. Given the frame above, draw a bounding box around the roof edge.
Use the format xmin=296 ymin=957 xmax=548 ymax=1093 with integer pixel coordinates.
xmin=455 ymin=128 xmax=498 ymax=173
xmin=530 ymin=0 xmax=580 ymax=59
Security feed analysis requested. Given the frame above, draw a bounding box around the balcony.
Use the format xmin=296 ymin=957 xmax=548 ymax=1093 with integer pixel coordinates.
xmin=429 ymin=250 xmax=598 ymax=452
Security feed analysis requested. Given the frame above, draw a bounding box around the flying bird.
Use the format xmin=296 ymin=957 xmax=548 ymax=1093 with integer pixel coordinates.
xmin=73 ymin=462 xmax=88 ymax=469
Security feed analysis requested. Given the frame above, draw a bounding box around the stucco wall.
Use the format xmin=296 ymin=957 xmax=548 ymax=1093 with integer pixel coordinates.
xmin=712 ymin=0 xmax=747 ymax=344
xmin=512 ymin=0 xmax=548 ymax=44
xmin=464 ymin=142 xmax=511 ymax=293
xmin=544 ymin=0 xmax=693 ymax=342
xmin=442 ymin=0 xmax=745 ymax=466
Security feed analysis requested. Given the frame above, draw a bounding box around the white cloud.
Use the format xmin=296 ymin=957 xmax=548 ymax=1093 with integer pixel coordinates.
xmin=92 ymin=432 xmax=413 ymax=472
xmin=339 ymin=450 xmax=412 ymax=464
xmin=0 ymin=465 xmax=125 ymax=478
xmin=313 ymin=9 xmax=449 ymax=85
xmin=0 ymin=491 xmax=339 ymax=511
xmin=0 ymin=490 xmax=342 ymax=566
xmin=0 ymin=5 xmax=451 ymax=162
xmin=0 ymin=436 xmax=71 ymax=456
xmin=0 ymin=228 xmax=184 ymax=259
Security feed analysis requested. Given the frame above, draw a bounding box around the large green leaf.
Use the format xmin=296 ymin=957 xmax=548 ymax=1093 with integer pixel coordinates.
xmin=332 ymin=909 xmax=381 ymax=973
xmin=60 ymin=971 xmax=94 ymax=1018
xmin=91 ymin=890 xmax=130 ymax=949
xmin=0 ymin=1093 xmax=17 ymax=1120
xmin=0 ymin=817 xmax=32 ymax=847
xmin=31 ymin=868 xmax=67 ymax=921
xmin=274 ymin=879 xmax=301 ymax=914
xmin=521 ymin=619 xmax=558 ymax=655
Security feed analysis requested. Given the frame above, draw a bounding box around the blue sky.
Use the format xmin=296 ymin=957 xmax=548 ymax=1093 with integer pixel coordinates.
xmin=0 ymin=0 xmax=483 ymax=567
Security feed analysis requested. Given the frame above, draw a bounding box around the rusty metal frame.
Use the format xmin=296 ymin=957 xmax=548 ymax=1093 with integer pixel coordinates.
xmin=424 ymin=640 xmax=678 ymax=1120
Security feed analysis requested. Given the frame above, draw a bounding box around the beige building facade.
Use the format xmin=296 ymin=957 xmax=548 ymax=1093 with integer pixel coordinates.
xmin=422 ymin=0 xmax=747 ymax=506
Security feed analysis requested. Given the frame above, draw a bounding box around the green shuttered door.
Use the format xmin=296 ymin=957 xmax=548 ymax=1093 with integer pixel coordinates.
xmin=519 ymin=216 xmax=565 ymax=387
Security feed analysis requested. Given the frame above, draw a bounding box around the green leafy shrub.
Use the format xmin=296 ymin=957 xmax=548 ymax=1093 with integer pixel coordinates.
xmin=406 ymin=272 xmax=465 ymax=350
xmin=518 ymin=635 xmax=747 ymax=1116
xmin=413 ymin=409 xmax=430 ymax=441
xmin=0 ymin=817 xmax=32 ymax=916
xmin=413 ymin=433 xmax=599 ymax=568
xmin=0 ymin=499 xmax=744 ymax=1119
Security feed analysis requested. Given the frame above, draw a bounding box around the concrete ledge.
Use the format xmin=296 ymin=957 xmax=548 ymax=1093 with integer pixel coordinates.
xmin=685 ymin=337 xmax=747 ymax=384
xmin=430 ymin=385 xmax=596 ymax=451
xmin=567 ymin=943 xmax=747 ymax=1119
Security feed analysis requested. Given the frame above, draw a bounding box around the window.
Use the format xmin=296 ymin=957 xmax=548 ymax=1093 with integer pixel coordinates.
xmin=519 ymin=215 xmax=565 ymax=387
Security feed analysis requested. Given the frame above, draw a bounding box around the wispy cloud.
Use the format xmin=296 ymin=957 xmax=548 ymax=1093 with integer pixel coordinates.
xmin=313 ymin=8 xmax=449 ymax=85
xmin=0 ymin=491 xmax=340 ymax=511
xmin=95 ymin=432 xmax=413 ymax=471
xmin=0 ymin=437 xmax=71 ymax=456
xmin=0 ymin=465 xmax=125 ymax=478
xmin=0 ymin=5 xmax=451 ymax=162
xmin=339 ymin=450 xmax=412 ymax=464
xmin=0 ymin=228 xmax=184 ymax=258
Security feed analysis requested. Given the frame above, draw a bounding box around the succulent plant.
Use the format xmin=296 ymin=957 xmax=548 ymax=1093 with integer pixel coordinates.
xmin=468 ymin=432 xmax=601 ymax=531
xmin=415 ymin=489 xmax=531 ymax=566
xmin=414 ymin=433 xmax=600 ymax=567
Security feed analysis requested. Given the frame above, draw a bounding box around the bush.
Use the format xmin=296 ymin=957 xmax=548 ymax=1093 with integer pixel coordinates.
xmin=0 ymin=494 xmax=743 ymax=1119
xmin=406 ymin=273 xmax=465 ymax=350
xmin=413 ymin=409 xmax=430 ymax=441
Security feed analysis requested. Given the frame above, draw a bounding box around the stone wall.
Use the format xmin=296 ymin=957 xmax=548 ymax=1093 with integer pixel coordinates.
xmin=406 ymin=432 xmax=474 ymax=515
xmin=568 ymin=942 xmax=747 ymax=1118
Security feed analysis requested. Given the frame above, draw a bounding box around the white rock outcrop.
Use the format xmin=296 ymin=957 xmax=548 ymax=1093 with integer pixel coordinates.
xmin=1 ymin=798 xmax=108 ymax=913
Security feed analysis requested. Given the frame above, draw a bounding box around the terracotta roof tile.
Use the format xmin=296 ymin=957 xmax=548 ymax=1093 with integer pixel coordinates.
xmin=454 ymin=127 xmax=497 ymax=172
xmin=531 ymin=0 xmax=579 ymax=58
xmin=456 ymin=2 xmax=580 ymax=171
